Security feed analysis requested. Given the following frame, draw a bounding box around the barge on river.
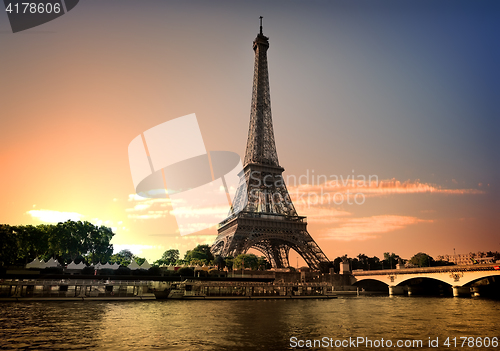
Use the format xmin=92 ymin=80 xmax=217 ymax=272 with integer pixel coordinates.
xmin=0 ymin=278 xmax=155 ymax=301
xmin=154 ymin=280 xmax=338 ymax=300
xmin=1 ymin=278 xmax=339 ymax=301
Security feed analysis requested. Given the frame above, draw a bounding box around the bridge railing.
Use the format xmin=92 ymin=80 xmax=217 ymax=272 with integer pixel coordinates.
xmin=352 ymin=263 xmax=499 ymax=276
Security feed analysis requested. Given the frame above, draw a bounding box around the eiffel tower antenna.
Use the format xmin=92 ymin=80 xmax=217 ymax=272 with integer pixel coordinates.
xmin=211 ymin=19 xmax=331 ymax=272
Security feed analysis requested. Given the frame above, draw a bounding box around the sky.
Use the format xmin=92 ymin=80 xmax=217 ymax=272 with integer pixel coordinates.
xmin=1 ymin=0 xmax=498 ymax=265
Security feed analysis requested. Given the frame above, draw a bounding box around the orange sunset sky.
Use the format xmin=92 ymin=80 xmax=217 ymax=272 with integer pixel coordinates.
xmin=1 ymin=1 xmax=498 ymax=265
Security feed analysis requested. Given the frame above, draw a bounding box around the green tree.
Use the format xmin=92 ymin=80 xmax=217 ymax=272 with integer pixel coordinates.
xmin=134 ymin=256 xmax=146 ymax=266
xmin=233 ymin=253 xmax=259 ymax=270
xmin=0 ymin=224 xmax=18 ymax=266
xmin=257 ymin=256 xmax=271 ymax=270
xmin=0 ymin=221 xmax=114 ymax=266
xmin=189 ymin=258 xmax=207 ymax=266
xmin=195 ymin=244 xmax=214 ymax=260
xmin=383 ymin=252 xmax=401 ymax=269
xmin=357 ymin=254 xmax=369 ymax=269
xmin=32 ymin=224 xmax=51 ymax=260
xmin=87 ymin=224 xmax=114 ymax=264
xmin=350 ymin=258 xmax=360 ymax=270
xmin=161 ymin=249 xmax=180 ymax=265
xmin=184 ymin=244 xmax=214 ymax=263
xmin=109 ymin=249 xmax=134 ymax=266
xmin=214 ymin=255 xmax=225 ymax=270
xmin=410 ymin=252 xmax=434 ymax=267
xmin=154 ymin=249 xmax=180 ymax=266
xmin=225 ymin=256 xmax=234 ymax=270
xmin=367 ymin=256 xmax=381 ymax=270
xmin=60 ymin=221 xmax=84 ymax=262
xmin=174 ymin=259 xmax=187 ymax=266
xmin=49 ymin=221 xmax=114 ymax=264
xmin=119 ymin=249 xmax=134 ymax=260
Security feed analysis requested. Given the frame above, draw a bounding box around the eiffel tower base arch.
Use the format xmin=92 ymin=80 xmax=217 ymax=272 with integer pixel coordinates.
xmin=212 ymin=213 xmax=332 ymax=273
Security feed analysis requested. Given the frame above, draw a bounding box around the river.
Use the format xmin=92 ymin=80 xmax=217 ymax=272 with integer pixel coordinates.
xmin=0 ymin=296 xmax=499 ymax=350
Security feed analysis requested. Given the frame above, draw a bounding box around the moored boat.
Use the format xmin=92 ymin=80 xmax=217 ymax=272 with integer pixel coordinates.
xmin=154 ymin=280 xmax=338 ymax=300
xmin=0 ymin=278 xmax=156 ymax=301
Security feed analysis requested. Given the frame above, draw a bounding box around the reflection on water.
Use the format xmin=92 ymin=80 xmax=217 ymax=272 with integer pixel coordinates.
xmin=0 ymin=301 xmax=107 ymax=349
xmin=0 ymin=297 xmax=499 ymax=350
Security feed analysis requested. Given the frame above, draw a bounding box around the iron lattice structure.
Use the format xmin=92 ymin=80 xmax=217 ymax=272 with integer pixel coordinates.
xmin=211 ymin=20 xmax=331 ymax=272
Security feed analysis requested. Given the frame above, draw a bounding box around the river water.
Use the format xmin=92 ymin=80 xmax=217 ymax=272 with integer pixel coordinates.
xmin=0 ymin=296 xmax=499 ymax=350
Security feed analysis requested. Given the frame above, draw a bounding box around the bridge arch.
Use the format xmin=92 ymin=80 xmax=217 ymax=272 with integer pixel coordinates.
xmin=352 ymin=278 xmax=389 ymax=291
xmin=460 ymin=274 xmax=499 ymax=286
xmin=395 ymin=276 xmax=453 ymax=287
xmin=353 ymin=276 xmax=389 ymax=286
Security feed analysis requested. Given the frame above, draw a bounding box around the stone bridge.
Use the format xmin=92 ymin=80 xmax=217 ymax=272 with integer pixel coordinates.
xmin=351 ymin=264 xmax=500 ymax=297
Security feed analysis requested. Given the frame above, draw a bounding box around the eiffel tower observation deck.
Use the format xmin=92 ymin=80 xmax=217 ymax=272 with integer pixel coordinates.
xmin=211 ymin=18 xmax=331 ymax=272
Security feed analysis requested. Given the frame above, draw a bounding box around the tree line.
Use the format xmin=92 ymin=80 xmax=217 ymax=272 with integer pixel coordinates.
xmin=0 ymin=221 xmax=113 ymax=266
xmin=331 ymin=252 xmax=463 ymax=273
xmin=0 ymin=220 xmax=272 ymax=272
xmin=4 ymin=220 xmax=495 ymax=273
xmin=152 ymin=245 xmax=271 ymax=271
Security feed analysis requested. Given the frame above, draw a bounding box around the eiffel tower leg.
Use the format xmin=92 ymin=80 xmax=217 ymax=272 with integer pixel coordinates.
xmin=275 ymin=245 xmax=290 ymax=268
xmin=269 ymin=245 xmax=282 ymax=268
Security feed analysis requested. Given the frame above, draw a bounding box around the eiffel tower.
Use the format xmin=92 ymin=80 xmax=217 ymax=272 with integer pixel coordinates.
xmin=211 ymin=18 xmax=331 ymax=272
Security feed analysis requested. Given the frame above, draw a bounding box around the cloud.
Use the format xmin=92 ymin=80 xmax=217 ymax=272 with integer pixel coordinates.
xmin=360 ymin=179 xmax=484 ymax=195
xmin=126 ymin=194 xmax=172 ymax=219
xmin=127 ymin=213 xmax=167 ymax=220
xmin=170 ymin=205 xmax=228 ymax=219
xmin=27 ymin=209 xmax=85 ymax=223
xmin=125 ymin=193 xmax=230 ymax=234
xmin=287 ymin=178 xmax=484 ymax=207
xmin=322 ymin=215 xmax=432 ymax=241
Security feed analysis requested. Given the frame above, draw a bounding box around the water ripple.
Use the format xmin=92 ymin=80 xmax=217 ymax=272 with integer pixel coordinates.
xmin=0 ymin=297 xmax=499 ymax=350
